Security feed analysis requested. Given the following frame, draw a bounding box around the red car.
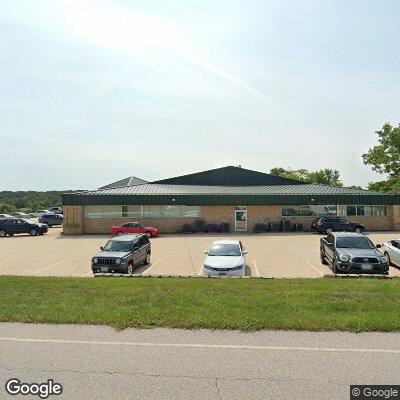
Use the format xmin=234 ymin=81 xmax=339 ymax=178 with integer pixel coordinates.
xmin=110 ymin=222 xmax=159 ymax=237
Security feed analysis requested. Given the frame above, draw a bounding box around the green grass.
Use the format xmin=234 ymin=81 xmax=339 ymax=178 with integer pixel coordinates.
xmin=0 ymin=276 xmax=399 ymax=331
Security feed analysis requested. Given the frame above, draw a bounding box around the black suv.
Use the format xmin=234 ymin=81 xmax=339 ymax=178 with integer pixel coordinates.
xmin=0 ymin=218 xmax=48 ymax=237
xmin=92 ymin=234 xmax=151 ymax=274
xmin=311 ymin=216 xmax=365 ymax=234
xmin=39 ymin=213 xmax=63 ymax=227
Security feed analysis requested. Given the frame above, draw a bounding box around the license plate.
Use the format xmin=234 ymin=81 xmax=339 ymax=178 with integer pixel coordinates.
xmin=101 ymin=267 xmax=108 ymax=272
xmin=218 ymin=272 xmax=227 ymax=276
xmin=361 ymin=264 xmax=373 ymax=270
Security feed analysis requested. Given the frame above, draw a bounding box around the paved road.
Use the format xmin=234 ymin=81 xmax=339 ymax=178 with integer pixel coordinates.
xmin=1 ymin=228 xmax=399 ymax=278
xmin=0 ymin=323 xmax=399 ymax=399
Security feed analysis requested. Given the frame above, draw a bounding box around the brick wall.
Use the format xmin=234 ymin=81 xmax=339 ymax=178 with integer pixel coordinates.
xmin=63 ymin=206 xmax=84 ymax=234
xmin=63 ymin=204 xmax=399 ymax=235
xmin=83 ymin=217 xmax=199 ymax=234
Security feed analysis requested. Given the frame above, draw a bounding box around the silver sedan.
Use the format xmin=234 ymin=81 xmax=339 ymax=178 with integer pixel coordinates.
xmin=202 ymin=240 xmax=247 ymax=277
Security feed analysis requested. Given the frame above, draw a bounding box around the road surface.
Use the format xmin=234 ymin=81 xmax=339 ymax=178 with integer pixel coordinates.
xmin=0 ymin=323 xmax=399 ymax=399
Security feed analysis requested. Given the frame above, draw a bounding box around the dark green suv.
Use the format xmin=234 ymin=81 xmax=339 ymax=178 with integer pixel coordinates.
xmin=91 ymin=234 xmax=151 ymax=274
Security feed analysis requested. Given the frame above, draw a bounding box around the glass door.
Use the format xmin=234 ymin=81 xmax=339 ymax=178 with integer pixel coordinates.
xmin=235 ymin=208 xmax=247 ymax=231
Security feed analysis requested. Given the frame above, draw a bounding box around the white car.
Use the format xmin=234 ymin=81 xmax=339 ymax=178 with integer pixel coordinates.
xmin=381 ymin=239 xmax=400 ymax=267
xmin=30 ymin=210 xmax=52 ymax=218
xmin=0 ymin=214 xmax=13 ymax=220
xmin=11 ymin=212 xmax=30 ymax=219
xmin=203 ymin=240 xmax=247 ymax=277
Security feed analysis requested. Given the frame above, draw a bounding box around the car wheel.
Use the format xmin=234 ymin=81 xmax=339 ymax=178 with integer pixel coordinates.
xmin=144 ymin=252 xmax=150 ymax=265
xmin=0 ymin=230 xmax=6 ymax=237
xmin=8 ymin=233 xmax=14 ymax=237
xmin=146 ymin=231 xmax=152 ymax=238
xmin=29 ymin=229 xmax=37 ymax=236
xmin=355 ymin=227 xmax=363 ymax=234
xmin=117 ymin=231 xmax=123 ymax=236
xmin=127 ymin=262 xmax=133 ymax=275
xmin=320 ymin=249 xmax=328 ymax=265
xmin=47 ymin=224 xmax=52 ymax=228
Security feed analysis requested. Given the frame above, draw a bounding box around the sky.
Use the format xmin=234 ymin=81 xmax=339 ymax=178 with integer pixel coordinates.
xmin=0 ymin=0 xmax=399 ymax=191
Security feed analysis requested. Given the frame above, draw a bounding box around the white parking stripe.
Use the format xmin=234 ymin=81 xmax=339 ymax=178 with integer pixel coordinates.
xmin=31 ymin=258 xmax=72 ymax=275
xmin=252 ymin=260 xmax=260 ymax=277
xmin=81 ymin=271 xmax=92 ymax=277
xmin=304 ymin=259 xmax=324 ymax=277
xmin=0 ymin=336 xmax=399 ymax=355
xmin=141 ymin=259 xmax=161 ymax=275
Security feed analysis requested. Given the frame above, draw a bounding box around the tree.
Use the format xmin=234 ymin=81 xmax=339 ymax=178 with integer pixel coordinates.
xmin=269 ymin=167 xmax=343 ymax=187
xmin=363 ymin=123 xmax=400 ymax=193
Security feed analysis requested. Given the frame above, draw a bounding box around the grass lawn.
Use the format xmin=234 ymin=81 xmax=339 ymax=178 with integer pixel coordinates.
xmin=0 ymin=276 xmax=399 ymax=331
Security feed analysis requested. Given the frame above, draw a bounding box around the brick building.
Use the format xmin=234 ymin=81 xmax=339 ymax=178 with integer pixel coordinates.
xmin=62 ymin=166 xmax=400 ymax=234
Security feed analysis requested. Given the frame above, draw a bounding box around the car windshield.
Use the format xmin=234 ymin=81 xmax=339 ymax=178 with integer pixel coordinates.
xmin=103 ymin=240 xmax=132 ymax=252
xmin=208 ymin=244 xmax=241 ymax=256
xmin=336 ymin=237 xmax=375 ymax=249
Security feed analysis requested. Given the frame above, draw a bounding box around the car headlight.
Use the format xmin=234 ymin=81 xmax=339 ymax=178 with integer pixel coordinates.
xmin=232 ymin=264 xmax=244 ymax=270
xmin=339 ymin=254 xmax=351 ymax=262
xmin=93 ymin=258 xmax=98 ymax=264
xmin=115 ymin=258 xmax=122 ymax=265
xmin=380 ymin=256 xmax=389 ymax=263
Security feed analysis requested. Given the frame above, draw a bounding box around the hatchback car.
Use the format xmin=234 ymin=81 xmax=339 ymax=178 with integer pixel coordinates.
xmin=203 ymin=240 xmax=247 ymax=277
xmin=92 ymin=234 xmax=151 ymax=274
xmin=110 ymin=222 xmax=159 ymax=238
xmin=39 ymin=213 xmax=63 ymax=227
xmin=0 ymin=218 xmax=48 ymax=237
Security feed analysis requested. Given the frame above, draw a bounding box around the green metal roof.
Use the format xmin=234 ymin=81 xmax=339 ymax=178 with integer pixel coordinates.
xmin=153 ymin=166 xmax=304 ymax=186
xmin=63 ymin=183 xmax=400 ymax=206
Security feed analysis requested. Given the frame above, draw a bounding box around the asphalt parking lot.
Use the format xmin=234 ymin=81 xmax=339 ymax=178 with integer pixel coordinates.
xmin=0 ymin=228 xmax=399 ymax=278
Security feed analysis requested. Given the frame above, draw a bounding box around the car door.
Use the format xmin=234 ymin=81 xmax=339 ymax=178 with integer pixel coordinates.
xmin=132 ymin=239 xmax=142 ymax=266
xmin=324 ymin=233 xmax=335 ymax=263
xmin=138 ymin=236 xmax=147 ymax=263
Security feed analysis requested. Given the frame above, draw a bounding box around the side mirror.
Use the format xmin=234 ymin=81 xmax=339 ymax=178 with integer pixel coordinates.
xmin=203 ymin=250 xmax=208 ymax=255
xmin=100 ymin=246 xmax=104 ymax=250
xmin=243 ymin=250 xmax=248 ymax=255
xmin=376 ymin=244 xmax=382 ymax=248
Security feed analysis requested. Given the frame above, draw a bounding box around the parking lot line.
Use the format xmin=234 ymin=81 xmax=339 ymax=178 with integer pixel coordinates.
xmin=142 ymin=259 xmax=161 ymax=275
xmin=81 ymin=271 xmax=92 ymax=277
xmin=31 ymin=258 xmax=73 ymax=275
xmin=304 ymin=259 xmax=324 ymax=277
xmin=252 ymin=260 xmax=260 ymax=277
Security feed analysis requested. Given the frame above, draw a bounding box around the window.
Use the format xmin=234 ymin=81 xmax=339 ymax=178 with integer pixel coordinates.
xmin=85 ymin=206 xmax=121 ymax=218
xmin=122 ymin=205 xmax=142 ymax=218
xmin=374 ymin=205 xmax=388 ymax=216
xmin=181 ymin=206 xmax=200 ymax=217
xmin=281 ymin=205 xmax=389 ymax=217
xmin=162 ymin=205 xmax=181 ymax=217
xmin=346 ymin=206 xmax=357 ymax=216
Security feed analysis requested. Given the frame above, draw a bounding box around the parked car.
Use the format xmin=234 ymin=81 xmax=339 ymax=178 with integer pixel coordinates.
xmin=0 ymin=214 xmax=14 ymax=220
xmin=0 ymin=218 xmax=48 ymax=237
xmin=49 ymin=207 xmax=63 ymax=215
xmin=311 ymin=216 xmax=365 ymax=234
xmin=381 ymin=239 xmax=400 ymax=268
xmin=30 ymin=210 xmax=52 ymax=218
xmin=203 ymin=240 xmax=247 ymax=277
xmin=11 ymin=212 xmax=30 ymax=219
xmin=320 ymin=232 xmax=389 ymax=274
xmin=92 ymin=234 xmax=151 ymax=274
xmin=110 ymin=222 xmax=159 ymax=238
xmin=39 ymin=213 xmax=63 ymax=227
